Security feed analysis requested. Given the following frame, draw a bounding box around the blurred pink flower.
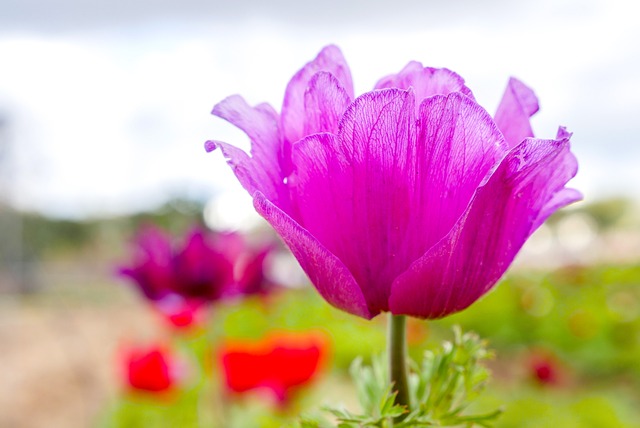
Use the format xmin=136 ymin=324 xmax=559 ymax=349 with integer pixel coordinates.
xmin=119 ymin=226 xmax=277 ymax=327
xmin=218 ymin=232 xmax=279 ymax=298
xmin=207 ymin=45 xmax=580 ymax=320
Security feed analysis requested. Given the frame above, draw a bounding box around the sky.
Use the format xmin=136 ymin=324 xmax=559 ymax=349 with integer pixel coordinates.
xmin=0 ymin=0 xmax=638 ymax=220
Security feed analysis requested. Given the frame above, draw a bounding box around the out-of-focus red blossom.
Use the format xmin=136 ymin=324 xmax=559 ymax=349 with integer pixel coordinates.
xmin=154 ymin=296 xmax=202 ymax=329
xmin=219 ymin=331 xmax=329 ymax=405
xmin=528 ymin=350 xmax=560 ymax=386
xmin=124 ymin=344 xmax=178 ymax=393
xmin=119 ymin=226 xmax=277 ymax=328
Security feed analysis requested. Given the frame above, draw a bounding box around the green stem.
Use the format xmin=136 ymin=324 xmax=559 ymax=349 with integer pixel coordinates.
xmin=388 ymin=314 xmax=411 ymax=420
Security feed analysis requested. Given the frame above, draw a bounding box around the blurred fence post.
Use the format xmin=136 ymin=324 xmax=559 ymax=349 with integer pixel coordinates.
xmin=0 ymin=112 xmax=37 ymax=294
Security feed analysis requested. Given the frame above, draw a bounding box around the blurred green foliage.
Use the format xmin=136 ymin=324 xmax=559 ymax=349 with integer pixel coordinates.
xmin=442 ymin=264 xmax=640 ymax=380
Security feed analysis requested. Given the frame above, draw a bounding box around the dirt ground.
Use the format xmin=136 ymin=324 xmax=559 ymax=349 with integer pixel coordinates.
xmin=0 ymin=282 xmax=159 ymax=428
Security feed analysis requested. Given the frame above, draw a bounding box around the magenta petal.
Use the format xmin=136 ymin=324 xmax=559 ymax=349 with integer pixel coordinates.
xmin=389 ymin=137 xmax=579 ymax=319
xmin=210 ymin=95 xmax=289 ymax=210
xmin=212 ymin=95 xmax=280 ymax=158
xmin=290 ymin=89 xmax=416 ymax=314
xmin=235 ymin=246 xmax=272 ymax=296
xmin=375 ymin=62 xmax=474 ymax=115
xmin=533 ymin=187 xmax=582 ymax=231
xmin=409 ymin=93 xmax=508 ymax=257
xmin=135 ymin=226 xmax=173 ymax=261
xmin=494 ymin=77 xmax=540 ymax=148
xmin=281 ymin=45 xmax=354 ymax=155
xmin=172 ymin=230 xmax=233 ymax=301
xmin=215 ymin=231 xmax=246 ymax=264
xmin=556 ymin=126 xmax=572 ymax=140
xmin=303 ymin=72 xmax=352 ymax=136
xmin=253 ymin=192 xmax=372 ymax=319
xmin=119 ymin=226 xmax=174 ymax=301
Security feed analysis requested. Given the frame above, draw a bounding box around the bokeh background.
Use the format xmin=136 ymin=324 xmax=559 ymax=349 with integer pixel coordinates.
xmin=1 ymin=0 xmax=639 ymax=426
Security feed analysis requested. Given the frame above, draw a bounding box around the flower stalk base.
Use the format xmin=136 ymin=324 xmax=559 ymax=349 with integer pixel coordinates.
xmin=388 ymin=314 xmax=410 ymax=417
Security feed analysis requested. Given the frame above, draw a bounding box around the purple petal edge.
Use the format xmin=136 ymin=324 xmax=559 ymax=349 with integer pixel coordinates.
xmin=253 ymin=191 xmax=373 ymax=319
xmin=281 ymin=45 xmax=354 ymax=162
xmin=204 ymin=140 xmax=217 ymax=152
xmin=207 ymin=95 xmax=288 ymax=210
xmin=494 ymin=77 xmax=539 ymax=148
xmin=389 ymin=136 xmax=579 ymax=319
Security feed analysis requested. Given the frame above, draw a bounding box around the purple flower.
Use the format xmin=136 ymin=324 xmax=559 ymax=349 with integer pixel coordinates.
xmin=120 ymin=226 xmax=278 ymax=317
xmin=119 ymin=226 xmax=234 ymax=311
xmin=216 ymin=232 xmax=279 ymax=298
xmin=206 ymin=45 xmax=580 ymax=320
xmin=119 ymin=226 xmax=176 ymax=302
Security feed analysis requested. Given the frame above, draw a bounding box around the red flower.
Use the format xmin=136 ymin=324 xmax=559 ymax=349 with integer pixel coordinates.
xmin=532 ymin=360 xmax=556 ymax=384
xmin=219 ymin=332 xmax=329 ymax=404
xmin=528 ymin=350 xmax=560 ymax=386
xmin=124 ymin=344 xmax=178 ymax=393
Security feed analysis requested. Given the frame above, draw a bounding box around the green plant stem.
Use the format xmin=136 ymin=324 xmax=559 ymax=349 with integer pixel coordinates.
xmin=388 ymin=314 xmax=410 ymax=420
